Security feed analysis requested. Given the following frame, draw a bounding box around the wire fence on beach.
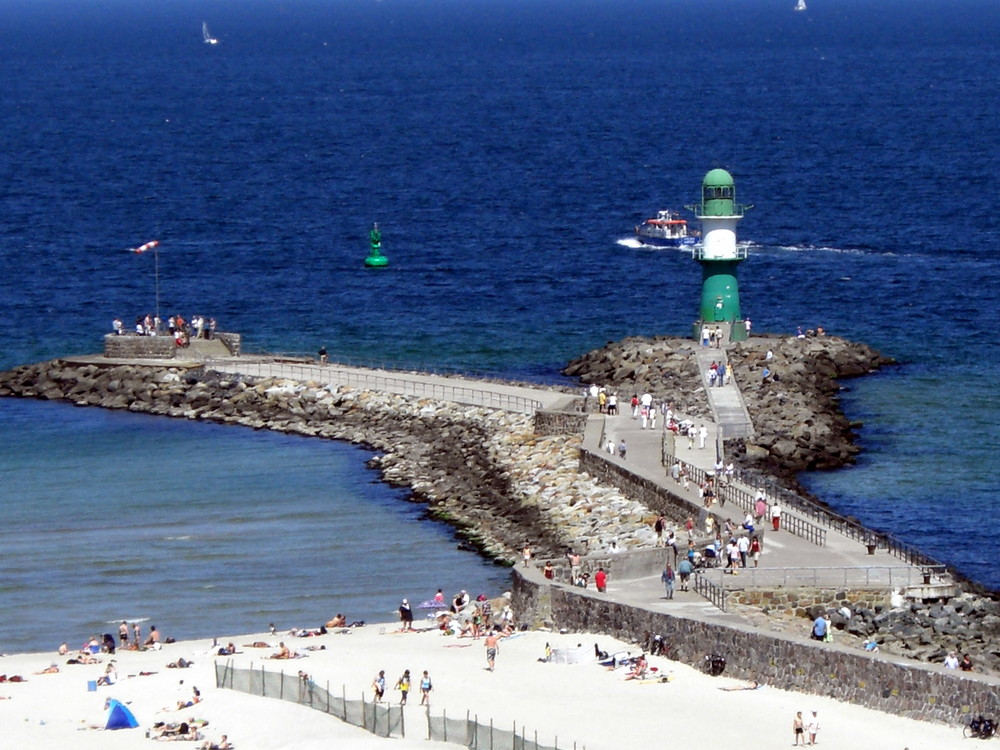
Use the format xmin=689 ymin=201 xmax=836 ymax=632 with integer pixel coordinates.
xmin=215 ymin=662 xmax=585 ymax=750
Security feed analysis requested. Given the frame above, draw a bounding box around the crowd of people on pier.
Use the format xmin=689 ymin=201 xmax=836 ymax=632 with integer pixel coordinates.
xmin=111 ymin=314 xmax=218 ymax=347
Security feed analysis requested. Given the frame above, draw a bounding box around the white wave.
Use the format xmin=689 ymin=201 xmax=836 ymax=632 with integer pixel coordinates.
xmin=767 ymin=244 xmax=867 ymax=255
xmin=616 ymin=238 xmax=645 ymax=248
xmin=106 ymin=616 xmax=150 ymax=624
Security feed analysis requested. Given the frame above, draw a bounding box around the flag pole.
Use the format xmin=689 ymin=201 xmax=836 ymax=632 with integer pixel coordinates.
xmin=154 ymin=244 xmax=160 ymax=326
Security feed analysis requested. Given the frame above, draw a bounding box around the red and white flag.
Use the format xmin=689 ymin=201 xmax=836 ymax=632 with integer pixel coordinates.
xmin=129 ymin=240 xmax=160 ymax=254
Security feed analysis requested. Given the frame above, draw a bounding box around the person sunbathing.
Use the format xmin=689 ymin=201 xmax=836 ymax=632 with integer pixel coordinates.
xmin=624 ymin=655 xmax=649 ymax=680
xmin=719 ymin=680 xmax=762 ymax=691
xmin=199 ymin=734 xmax=231 ymax=750
xmin=326 ymin=614 xmax=347 ymax=628
xmin=270 ymin=642 xmax=292 ymax=659
xmin=34 ymin=664 xmax=60 ymax=675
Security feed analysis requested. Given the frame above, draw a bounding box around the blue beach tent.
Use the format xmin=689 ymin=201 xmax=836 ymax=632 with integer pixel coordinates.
xmin=105 ymin=699 xmax=139 ymax=730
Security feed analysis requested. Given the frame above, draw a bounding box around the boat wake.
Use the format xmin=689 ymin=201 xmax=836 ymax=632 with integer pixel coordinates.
xmin=617 ymin=237 xmax=696 ymax=250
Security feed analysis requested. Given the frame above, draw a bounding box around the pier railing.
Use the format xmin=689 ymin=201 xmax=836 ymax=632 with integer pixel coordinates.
xmin=732 ymin=466 xmax=952 ymax=572
xmin=664 ymin=450 xmax=828 ymax=547
xmin=215 ymin=662 xmax=584 ymax=750
xmin=207 ymin=360 xmax=544 ymax=415
xmin=696 ymin=565 xmax=949 ymax=590
xmin=692 ymin=569 xmax=729 ymax=612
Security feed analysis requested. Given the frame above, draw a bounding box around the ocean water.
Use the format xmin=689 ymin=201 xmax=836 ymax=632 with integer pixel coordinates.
xmin=1 ymin=0 xmax=999 ymax=651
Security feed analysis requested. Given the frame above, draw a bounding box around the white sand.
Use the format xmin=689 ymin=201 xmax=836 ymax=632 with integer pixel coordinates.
xmin=0 ymin=622 xmax=966 ymax=749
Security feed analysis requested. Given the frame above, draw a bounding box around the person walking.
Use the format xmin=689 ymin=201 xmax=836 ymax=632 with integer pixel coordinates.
xmin=677 ymin=557 xmax=693 ymax=591
xmin=793 ymin=711 xmax=805 ymax=745
xmin=394 ymin=669 xmax=411 ymax=705
xmin=660 ymin=563 xmax=675 ymax=599
xmin=806 ymin=711 xmax=820 ymax=744
xmin=419 ymin=671 xmax=433 ymax=705
xmin=399 ymin=599 xmax=414 ymax=631
xmin=594 ymin=567 xmax=607 ymax=593
xmin=770 ymin=501 xmax=782 ymax=531
xmin=484 ymin=630 xmax=500 ymax=672
xmin=372 ymin=670 xmax=386 ymax=702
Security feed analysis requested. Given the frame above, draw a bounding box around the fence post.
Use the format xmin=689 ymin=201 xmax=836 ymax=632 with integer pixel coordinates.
xmin=326 ymin=680 xmax=331 ymax=714
xmin=260 ymin=664 xmax=265 ymax=696
xmin=279 ymin=669 xmax=284 ymax=700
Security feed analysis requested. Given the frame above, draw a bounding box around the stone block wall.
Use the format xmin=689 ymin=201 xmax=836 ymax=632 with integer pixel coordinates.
xmin=103 ymin=334 xmax=175 ymax=359
xmin=533 ymin=409 xmax=588 ymax=436
xmin=728 ymin=587 xmax=890 ymax=616
xmin=511 ymin=571 xmax=1000 ymax=725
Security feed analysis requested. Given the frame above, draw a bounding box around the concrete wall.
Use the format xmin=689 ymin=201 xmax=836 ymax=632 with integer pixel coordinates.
xmin=511 ymin=570 xmax=1000 ymax=726
xmin=214 ymin=332 xmax=241 ymax=357
xmin=580 ymin=447 xmax=719 ymax=532
xmin=103 ymin=334 xmax=175 ymax=359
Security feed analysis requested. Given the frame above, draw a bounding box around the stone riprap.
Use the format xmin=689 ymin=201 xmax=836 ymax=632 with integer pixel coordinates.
xmin=564 ymin=336 xmax=711 ymax=420
xmin=564 ymin=333 xmax=894 ymax=486
xmin=0 ymin=360 xmax=658 ymax=562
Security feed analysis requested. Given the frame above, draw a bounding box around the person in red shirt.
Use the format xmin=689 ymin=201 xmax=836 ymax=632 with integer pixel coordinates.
xmin=594 ymin=567 xmax=607 ymax=592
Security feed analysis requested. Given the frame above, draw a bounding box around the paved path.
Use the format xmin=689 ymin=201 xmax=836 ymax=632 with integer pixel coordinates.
xmin=200 ymin=354 xmax=943 ymax=603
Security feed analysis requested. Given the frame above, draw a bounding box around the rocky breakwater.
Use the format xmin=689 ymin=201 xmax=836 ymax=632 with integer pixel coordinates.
xmin=822 ymin=594 xmax=1000 ymax=675
xmin=0 ymin=360 xmax=661 ymax=562
xmin=727 ymin=334 xmax=895 ymax=480
xmin=564 ymin=336 xmax=712 ymax=420
xmin=564 ymin=334 xmax=894 ymax=485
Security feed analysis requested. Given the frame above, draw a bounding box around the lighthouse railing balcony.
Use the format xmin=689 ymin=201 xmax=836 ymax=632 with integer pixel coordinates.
xmin=691 ymin=245 xmax=749 ymax=261
xmin=685 ymin=202 xmax=751 ymax=218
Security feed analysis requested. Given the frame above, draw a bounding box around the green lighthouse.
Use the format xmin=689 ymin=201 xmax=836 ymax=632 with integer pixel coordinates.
xmin=686 ymin=169 xmax=752 ymax=340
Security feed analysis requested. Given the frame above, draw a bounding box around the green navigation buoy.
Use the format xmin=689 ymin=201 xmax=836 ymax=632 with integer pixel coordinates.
xmin=364 ymin=222 xmax=388 ymax=268
xmin=686 ymin=169 xmax=752 ymax=340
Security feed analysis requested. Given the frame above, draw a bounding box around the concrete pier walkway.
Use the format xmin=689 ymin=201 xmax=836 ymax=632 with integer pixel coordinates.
xmin=198 ymin=353 xmax=949 ymax=609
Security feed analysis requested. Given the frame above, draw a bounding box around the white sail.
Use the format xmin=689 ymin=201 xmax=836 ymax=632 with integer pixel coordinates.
xmin=794 ymin=0 xmax=807 ymax=10
xmin=202 ymin=22 xmax=219 ymax=44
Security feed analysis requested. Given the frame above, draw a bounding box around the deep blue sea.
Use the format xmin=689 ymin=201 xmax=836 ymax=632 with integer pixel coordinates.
xmin=1 ymin=0 xmax=998 ymax=652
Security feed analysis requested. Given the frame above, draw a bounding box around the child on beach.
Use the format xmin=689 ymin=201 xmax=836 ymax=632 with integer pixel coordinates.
xmin=394 ymin=669 xmax=411 ymax=705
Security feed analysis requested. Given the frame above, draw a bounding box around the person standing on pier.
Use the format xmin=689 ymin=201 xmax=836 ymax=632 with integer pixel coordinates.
xmin=661 ymin=563 xmax=675 ymax=599
xmin=770 ymin=501 xmax=782 ymax=531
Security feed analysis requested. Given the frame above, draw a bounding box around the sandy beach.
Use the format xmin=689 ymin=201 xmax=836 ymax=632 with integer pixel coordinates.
xmin=0 ymin=617 xmax=968 ymax=750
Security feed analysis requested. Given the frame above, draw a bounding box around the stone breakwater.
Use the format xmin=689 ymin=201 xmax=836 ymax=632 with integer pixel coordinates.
xmin=564 ymin=333 xmax=894 ymax=485
xmin=0 ymin=360 xmax=660 ymax=562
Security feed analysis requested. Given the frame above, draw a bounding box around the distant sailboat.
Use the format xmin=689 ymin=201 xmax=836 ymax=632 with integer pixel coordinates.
xmin=203 ymin=22 xmax=219 ymax=45
xmin=794 ymin=0 xmax=807 ymax=10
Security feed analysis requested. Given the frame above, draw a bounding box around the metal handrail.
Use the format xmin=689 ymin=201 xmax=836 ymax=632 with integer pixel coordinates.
xmin=664 ymin=449 xmax=828 ymax=547
xmin=207 ymin=360 xmax=544 ymax=415
xmin=697 ymin=564 xmax=950 ymax=589
xmin=234 ymin=347 xmax=573 ymax=388
xmin=732 ymin=465 xmax=952 ymax=572
xmin=692 ymin=569 xmax=728 ymax=611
